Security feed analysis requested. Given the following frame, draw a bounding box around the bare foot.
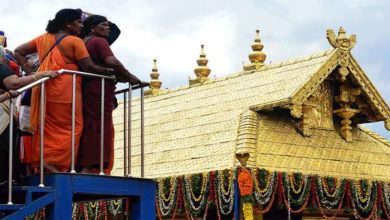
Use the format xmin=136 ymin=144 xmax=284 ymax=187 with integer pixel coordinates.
xmin=44 ymin=164 xmax=59 ymax=173
xmin=81 ymin=167 xmax=96 ymax=174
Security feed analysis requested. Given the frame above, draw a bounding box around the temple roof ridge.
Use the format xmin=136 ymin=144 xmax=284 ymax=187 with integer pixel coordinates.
xmin=358 ymin=125 xmax=390 ymax=147
xmin=146 ymin=48 xmax=336 ymax=98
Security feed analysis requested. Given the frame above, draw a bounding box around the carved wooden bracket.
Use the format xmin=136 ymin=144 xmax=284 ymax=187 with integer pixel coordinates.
xmin=290 ymin=103 xmax=303 ymax=118
xmin=335 ymin=85 xmax=361 ymax=103
xmin=298 ymin=104 xmax=315 ymax=136
xmin=385 ymin=118 xmax=390 ymax=131
xmin=333 ymin=107 xmax=360 ymax=141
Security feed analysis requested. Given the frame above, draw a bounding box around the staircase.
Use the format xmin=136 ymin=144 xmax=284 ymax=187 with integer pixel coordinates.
xmin=0 ymin=173 xmax=156 ymax=219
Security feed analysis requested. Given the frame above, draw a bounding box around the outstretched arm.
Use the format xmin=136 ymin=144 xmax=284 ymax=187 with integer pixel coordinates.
xmin=77 ymin=57 xmax=113 ymax=75
xmin=2 ymin=71 xmax=58 ymax=90
xmin=105 ymin=56 xmax=140 ymax=84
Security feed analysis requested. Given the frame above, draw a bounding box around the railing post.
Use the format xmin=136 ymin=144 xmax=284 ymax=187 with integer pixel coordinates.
xmin=39 ymin=83 xmax=45 ymax=187
xmin=127 ymin=83 xmax=132 ymax=176
xmin=123 ymin=92 xmax=127 ymax=176
xmin=7 ymin=98 xmax=14 ymax=205
xmin=99 ymin=78 xmax=105 ymax=175
xmin=70 ymin=74 xmax=76 ymax=173
xmin=140 ymin=87 xmax=145 ymax=178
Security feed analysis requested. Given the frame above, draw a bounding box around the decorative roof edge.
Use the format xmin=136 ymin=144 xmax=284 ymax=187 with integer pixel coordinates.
xmin=348 ymin=54 xmax=390 ymax=121
xmin=290 ymin=49 xmax=339 ymax=105
xmin=249 ymin=99 xmax=290 ymax=112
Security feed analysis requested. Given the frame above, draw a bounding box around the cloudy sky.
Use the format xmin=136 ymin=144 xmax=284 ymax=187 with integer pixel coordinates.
xmin=1 ymin=0 xmax=389 ymax=139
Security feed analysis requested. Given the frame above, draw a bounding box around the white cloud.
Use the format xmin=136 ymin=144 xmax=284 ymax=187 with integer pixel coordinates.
xmin=1 ymin=0 xmax=389 ymax=139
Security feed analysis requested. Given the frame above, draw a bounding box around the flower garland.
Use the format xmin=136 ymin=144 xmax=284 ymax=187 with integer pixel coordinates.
xmin=380 ymin=181 xmax=390 ymax=219
xmin=157 ymin=176 xmax=183 ymax=220
xmin=315 ymin=178 xmax=346 ymax=219
xmin=283 ymin=172 xmax=311 ymax=211
xmin=70 ymin=199 xmax=126 ymax=219
xmin=238 ymin=167 xmax=253 ymax=220
xmin=153 ymin=168 xmax=390 ymax=219
xmin=252 ymin=168 xmax=276 ymax=205
xmin=215 ymin=169 xmax=235 ymax=215
xmin=315 ymin=176 xmax=345 ymax=209
xmin=251 ymin=168 xmax=277 ymax=214
xmin=183 ymin=172 xmax=210 ymax=217
xmin=157 ymin=176 xmax=179 ymax=217
xmin=86 ymin=201 xmax=100 ymax=219
xmin=350 ymin=179 xmax=377 ymax=218
xmin=108 ymin=199 xmax=122 ymax=216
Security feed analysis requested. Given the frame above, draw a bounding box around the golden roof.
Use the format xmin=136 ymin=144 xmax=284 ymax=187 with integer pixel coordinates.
xmin=111 ymin=28 xmax=390 ymax=181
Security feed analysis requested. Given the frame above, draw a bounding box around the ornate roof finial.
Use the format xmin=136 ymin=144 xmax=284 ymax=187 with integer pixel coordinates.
xmin=326 ymin=27 xmax=357 ymax=81
xmin=326 ymin=26 xmax=356 ymax=51
xmin=190 ymin=44 xmax=211 ymax=85
xmin=244 ymin=29 xmax=267 ymax=71
xmin=145 ymin=58 xmax=162 ymax=95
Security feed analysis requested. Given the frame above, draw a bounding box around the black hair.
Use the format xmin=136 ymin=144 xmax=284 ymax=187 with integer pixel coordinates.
xmin=46 ymin=8 xmax=83 ymax=33
xmin=79 ymin=15 xmax=108 ymax=38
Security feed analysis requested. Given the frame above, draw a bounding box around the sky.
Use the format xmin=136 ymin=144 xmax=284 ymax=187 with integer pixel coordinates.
xmin=1 ymin=0 xmax=389 ymax=139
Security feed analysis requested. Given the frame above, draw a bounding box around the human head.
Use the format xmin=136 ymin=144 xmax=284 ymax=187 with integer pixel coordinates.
xmin=0 ymin=45 xmax=6 ymax=64
xmin=0 ymin=31 xmax=7 ymax=47
xmin=80 ymin=15 xmax=110 ymax=38
xmin=46 ymin=8 xmax=83 ymax=35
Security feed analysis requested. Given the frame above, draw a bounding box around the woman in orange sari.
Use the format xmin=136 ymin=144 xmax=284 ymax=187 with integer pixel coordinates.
xmin=14 ymin=9 xmax=111 ymax=172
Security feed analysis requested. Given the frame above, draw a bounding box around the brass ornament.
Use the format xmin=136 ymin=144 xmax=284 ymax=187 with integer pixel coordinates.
xmin=145 ymin=58 xmax=162 ymax=95
xmin=243 ymin=29 xmax=267 ymax=71
xmin=326 ymin=27 xmax=356 ymax=51
xmin=190 ymin=44 xmax=211 ymax=85
xmin=235 ymin=152 xmax=250 ymax=167
xmin=326 ymin=27 xmax=356 ymax=81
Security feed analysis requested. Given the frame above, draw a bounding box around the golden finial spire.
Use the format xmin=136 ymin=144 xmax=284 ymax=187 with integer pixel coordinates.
xmin=145 ymin=58 xmax=162 ymax=95
xmin=244 ymin=29 xmax=267 ymax=71
xmin=326 ymin=26 xmax=356 ymax=51
xmin=190 ymin=44 xmax=211 ymax=85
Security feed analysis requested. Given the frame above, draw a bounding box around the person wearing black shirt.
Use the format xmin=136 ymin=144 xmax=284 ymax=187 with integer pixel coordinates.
xmin=0 ymin=63 xmax=58 ymax=189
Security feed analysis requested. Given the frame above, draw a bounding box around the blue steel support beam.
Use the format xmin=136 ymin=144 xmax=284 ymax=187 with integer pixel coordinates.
xmin=130 ymin=180 xmax=156 ymax=220
xmin=47 ymin=175 xmax=73 ymax=220
xmin=3 ymin=192 xmax=55 ymax=220
xmin=234 ymin=181 xmax=240 ymax=220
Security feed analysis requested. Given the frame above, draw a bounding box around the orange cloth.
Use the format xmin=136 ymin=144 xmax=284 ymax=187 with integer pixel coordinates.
xmin=28 ymin=33 xmax=89 ymax=171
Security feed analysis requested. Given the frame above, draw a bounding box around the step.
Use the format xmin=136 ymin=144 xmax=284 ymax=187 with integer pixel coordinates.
xmin=12 ymin=186 xmax=55 ymax=193
xmin=0 ymin=204 xmax=25 ymax=211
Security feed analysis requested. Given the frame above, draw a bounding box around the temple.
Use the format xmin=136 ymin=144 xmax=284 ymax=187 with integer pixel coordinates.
xmin=111 ymin=27 xmax=390 ymax=219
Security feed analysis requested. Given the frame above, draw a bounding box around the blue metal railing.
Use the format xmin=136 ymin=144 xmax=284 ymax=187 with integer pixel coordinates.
xmin=2 ymin=69 xmax=149 ymax=205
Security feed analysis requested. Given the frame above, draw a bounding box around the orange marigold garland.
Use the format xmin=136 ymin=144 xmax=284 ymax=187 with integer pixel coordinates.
xmin=238 ymin=167 xmax=253 ymax=196
xmin=238 ymin=167 xmax=253 ymax=220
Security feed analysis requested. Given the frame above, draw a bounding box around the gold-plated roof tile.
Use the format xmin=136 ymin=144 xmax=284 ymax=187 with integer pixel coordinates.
xmin=111 ymin=46 xmax=389 ymax=181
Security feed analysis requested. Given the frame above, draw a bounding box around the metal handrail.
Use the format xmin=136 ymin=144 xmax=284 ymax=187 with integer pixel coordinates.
xmin=16 ymin=76 xmax=51 ymax=94
xmin=4 ymin=68 xmax=149 ymax=205
xmin=57 ymin=69 xmax=116 ymax=79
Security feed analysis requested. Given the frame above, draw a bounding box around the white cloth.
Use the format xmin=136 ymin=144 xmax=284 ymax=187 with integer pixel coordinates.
xmin=0 ymin=100 xmax=10 ymax=135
